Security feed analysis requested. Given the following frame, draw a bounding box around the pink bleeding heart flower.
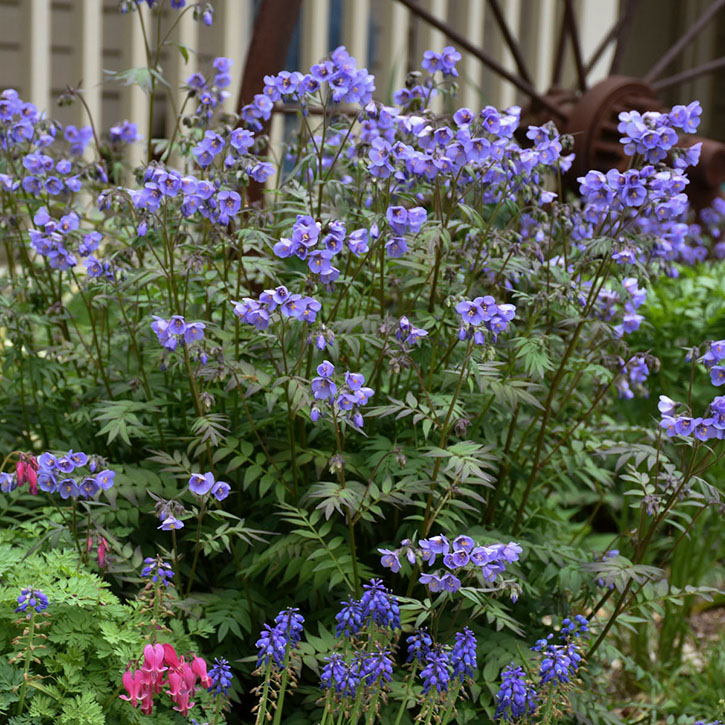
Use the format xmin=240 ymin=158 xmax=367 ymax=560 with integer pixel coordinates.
xmin=16 ymin=455 xmax=38 ymax=495
xmin=120 ymin=669 xmax=149 ymax=709
xmin=191 ymin=656 xmax=212 ymax=688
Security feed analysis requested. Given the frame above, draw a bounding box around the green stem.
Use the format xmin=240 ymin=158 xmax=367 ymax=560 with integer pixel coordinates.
xmin=365 ymin=688 xmax=381 ymax=725
xmin=392 ymin=663 xmax=418 ymax=725
xmin=272 ymin=641 xmax=294 ymax=725
xmin=16 ymin=610 xmax=36 ymax=716
xmin=439 ymin=681 xmax=462 ymax=725
xmin=255 ymin=661 xmax=273 ymax=725
xmin=185 ymin=497 xmax=207 ymax=597
xmin=347 ymin=687 xmax=364 ymax=724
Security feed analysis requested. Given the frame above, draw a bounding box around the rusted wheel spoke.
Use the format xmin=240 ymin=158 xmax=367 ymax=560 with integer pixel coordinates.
xmin=653 ymin=56 xmax=725 ymax=91
xmin=644 ymin=0 xmax=725 ymax=82
xmin=237 ymin=0 xmax=303 ymax=111
xmin=486 ymin=0 xmax=533 ymax=86
xmin=563 ymin=0 xmax=587 ymax=91
xmin=583 ymin=0 xmax=638 ymax=76
xmin=550 ymin=3 xmax=568 ymax=87
xmin=607 ymin=0 xmax=641 ymax=75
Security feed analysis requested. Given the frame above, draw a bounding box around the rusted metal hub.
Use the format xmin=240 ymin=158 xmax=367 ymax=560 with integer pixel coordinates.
xmin=525 ymin=76 xmax=725 ymax=208
xmin=563 ymin=76 xmax=661 ymax=178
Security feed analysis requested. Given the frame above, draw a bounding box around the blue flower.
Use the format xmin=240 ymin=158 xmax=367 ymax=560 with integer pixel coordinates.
xmin=208 ymin=657 xmax=233 ymax=697
xmin=378 ymin=548 xmax=401 ymax=573
xmin=360 ymin=646 xmax=393 ymax=690
xmin=360 ymin=578 xmax=400 ymax=630
xmin=255 ymin=623 xmax=287 ymax=668
xmin=321 ymin=653 xmax=357 ymax=695
xmin=538 ymin=641 xmax=583 ymax=685
xmin=406 ymin=629 xmax=433 ymax=663
xmin=420 ymin=648 xmax=451 ymax=693
xmin=335 ymin=598 xmax=363 ymax=638
xmin=141 ymin=557 xmax=174 ymax=586
xmin=189 ymin=472 xmax=215 ymax=496
xmin=274 ymin=607 xmax=305 ymax=645
xmin=451 ymin=627 xmax=477 ymax=681
xmin=495 ymin=664 xmax=537 ymax=721
xmin=15 ymin=587 xmax=49 ymax=615
xmin=256 ymin=608 xmax=305 ymax=669
xmin=158 ymin=516 xmax=184 ymax=530
xmin=0 ymin=472 xmax=16 ymax=492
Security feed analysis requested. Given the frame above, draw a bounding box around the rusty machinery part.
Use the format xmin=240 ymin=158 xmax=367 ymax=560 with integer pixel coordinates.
xmin=237 ymin=0 xmax=725 ymax=207
xmin=525 ymin=75 xmax=725 ymax=208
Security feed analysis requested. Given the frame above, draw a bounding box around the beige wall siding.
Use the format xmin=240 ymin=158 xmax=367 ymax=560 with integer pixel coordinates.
xmin=0 ymin=0 xmax=722 ymax=141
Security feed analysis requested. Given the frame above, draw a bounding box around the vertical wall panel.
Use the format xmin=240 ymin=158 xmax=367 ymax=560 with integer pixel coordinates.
xmin=219 ymin=0 xmax=253 ymax=114
xmin=578 ymin=0 xmax=619 ymax=84
xmin=267 ymin=112 xmax=285 ymax=190
xmin=77 ymin=0 xmax=103 ymax=132
xmin=301 ymin=0 xmax=331 ymax=70
xmin=449 ymin=0 xmax=484 ymax=110
xmin=682 ymin=0 xmax=715 ymax=135
xmin=375 ymin=0 xmax=409 ymax=103
xmin=342 ymin=0 xmax=370 ymax=67
xmin=415 ymin=0 xmax=446 ymax=113
xmin=495 ymin=0 xmax=522 ymax=109
xmin=123 ymin=4 xmax=151 ymax=168
xmin=520 ymin=0 xmax=558 ymax=92
xmin=23 ymin=0 xmax=51 ymax=113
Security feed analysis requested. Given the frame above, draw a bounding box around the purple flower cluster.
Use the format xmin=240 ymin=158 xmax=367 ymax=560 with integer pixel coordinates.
xmin=395 ymin=315 xmax=428 ymax=347
xmin=384 ymin=205 xmax=427 ymax=257
xmin=129 ymin=165 xmax=252 ymax=227
xmin=0 ymin=89 xmax=54 ymax=148
xmin=188 ymin=471 xmax=230 ymax=501
xmin=64 ymin=125 xmax=93 ymax=156
xmin=109 ymin=119 xmax=139 ymax=145
xmin=151 ymin=315 xmax=206 ymax=352
xmin=23 ymin=450 xmax=116 ymax=500
xmin=615 ymin=354 xmax=651 ymax=400
xmin=29 ymin=206 xmax=111 ymax=277
xmin=594 ymin=277 xmax=647 ymax=337
xmin=494 ymin=664 xmax=537 ymax=721
xmin=240 ymin=46 xmax=374 ymax=131
xmin=15 ymin=587 xmax=49 ymax=616
xmin=141 ymin=556 xmax=175 ymax=587
xmin=21 ymin=148 xmax=83 ymax=196
xmin=310 ymin=361 xmax=374 ymax=429
xmin=232 ymin=286 xmax=322 ymax=330
xmin=334 ymin=578 xmax=400 ymax=637
xmin=422 ymin=46 xmax=462 ymax=77
xmin=255 ymin=607 xmax=305 ymax=669
xmin=380 ymin=535 xmax=521 ymax=593
xmin=577 ymin=160 xmax=699 ymax=270
xmin=455 ymin=296 xmax=516 ymax=345
xmin=420 ymin=648 xmax=451 ymax=694
xmin=659 ymin=345 xmax=725 ymax=441
xmin=531 ymin=616 xmax=588 ymax=687
xmin=274 ymin=215 xmax=340 ymax=284
xmin=185 ymin=57 xmax=235 ymax=123
xmin=366 ymin=103 xmax=548 ymax=194
xmin=618 ymin=101 xmax=701 ymax=163
xmin=406 ymin=628 xmax=434 ymax=663
xmin=451 ymin=627 xmax=478 ymax=682
xmin=156 ymin=499 xmax=185 ymax=531
xmin=534 ymin=639 xmax=583 ymax=686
